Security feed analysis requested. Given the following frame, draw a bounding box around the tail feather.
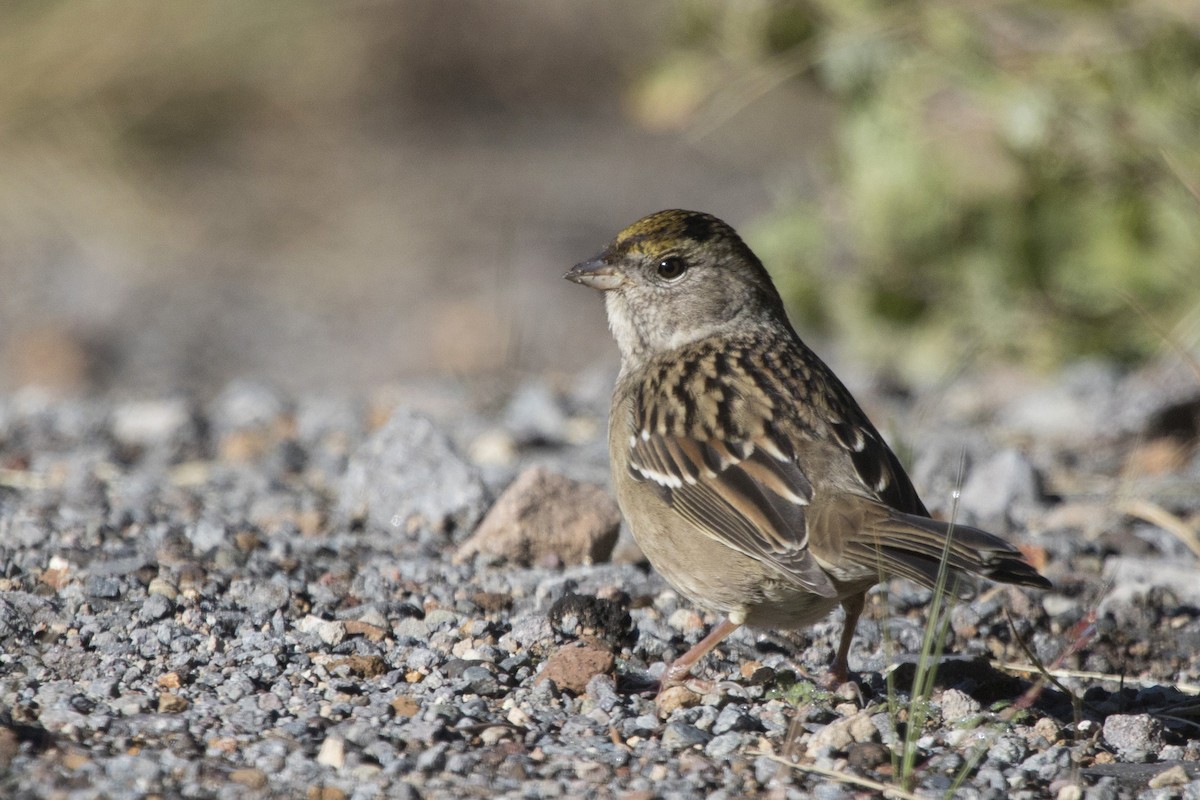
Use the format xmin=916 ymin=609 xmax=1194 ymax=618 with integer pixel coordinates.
xmin=846 ymin=508 xmax=1051 ymax=592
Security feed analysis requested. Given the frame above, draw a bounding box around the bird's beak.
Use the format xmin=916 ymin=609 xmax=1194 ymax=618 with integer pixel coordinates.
xmin=564 ymin=257 xmax=623 ymax=291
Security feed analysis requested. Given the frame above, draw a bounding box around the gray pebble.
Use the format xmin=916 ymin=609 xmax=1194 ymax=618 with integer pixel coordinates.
xmin=811 ymin=783 xmax=853 ymax=800
xmin=1102 ymin=714 xmax=1164 ymax=762
xmin=662 ymin=722 xmax=711 ymax=750
xmin=712 ymin=705 xmax=761 ymax=735
xmin=139 ymin=593 xmax=174 ymax=622
xmin=938 ymin=688 xmax=982 ymax=724
xmin=414 ymin=743 xmax=448 ymax=773
xmin=188 ymin=519 xmax=229 ymax=553
xmin=459 ymin=666 xmax=500 ymax=697
xmin=958 ymin=448 xmax=1042 ymax=528
xmin=504 ymin=380 xmax=570 ymax=445
xmin=704 ymin=731 xmax=749 ymax=759
xmin=337 ymin=410 xmax=488 ymax=540
xmin=86 ymin=576 xmax=123 ymax=599
xmin=211 ymin=380 xmax=284 ymax=433
xmin=228 ymin=578 xmax=290 ymax=616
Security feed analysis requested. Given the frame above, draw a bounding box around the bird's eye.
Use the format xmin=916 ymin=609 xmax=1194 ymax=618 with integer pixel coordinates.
xmin=656 ymin=256 xmax=687 ymax=281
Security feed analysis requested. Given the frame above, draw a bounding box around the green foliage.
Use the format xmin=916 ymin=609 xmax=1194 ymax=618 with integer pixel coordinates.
xmin=649 ymin=1 xmax=1200 ymax=375
xmin=767 ymin=671 xmax=830 ymax=705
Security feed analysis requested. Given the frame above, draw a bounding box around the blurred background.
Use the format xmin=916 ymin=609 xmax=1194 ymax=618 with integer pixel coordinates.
xmin=2 ymin=0 xmax=1197 ymax=399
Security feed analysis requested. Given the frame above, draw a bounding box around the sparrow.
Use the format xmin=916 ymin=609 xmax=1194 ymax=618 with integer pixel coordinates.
xmin=565 ymin=209 xmax=1050 ymax=689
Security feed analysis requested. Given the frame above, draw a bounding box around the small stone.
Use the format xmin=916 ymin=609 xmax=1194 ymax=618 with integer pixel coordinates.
xmin=939 ymin=688 xmax=981 ymax=724
xmin=338 ymin=410 xmax=487 ymax=539
xmin=85 ymin=576 xmax=122 ymax=599
xmin=460 ymin=666 xmax=501 ymax=697
xmin=1148 ymin=764 xmax=1190 ymax=788
xmin=536 ymin=638 xmax=615 ymax=695
xmin=306 ymin=788 xmax=346 ymax=800
xmin=228 ymin=579 xmax=290 ymax=616
xmin=807 ymin=711 xmax=876 ymax=755
xmin=316 ymin=736 xmax=345 ymax=769
xmin=157 ymin=692 xmax=188 ymax=713
xmin=415 ymin=743 xmax=447 ymax=772
xmin=479 ymin=726 xmax=515 ymax=745
xmin=333 ymin=655 xmax=388 ymax=678
xmin=655 ymin=685 xmax=701 ymax=717
xmin=1055 ymin=785 xmax=1083 ymax=800
xmin=712 ymin=705 xmax=760 ymax=735
xmin=111 ymin=399 xmax=192 ymax=447
xmin=297 ymin=616 xmax=346 ymax=646
xmin=230 ymin=768 xmax=269 ymax=789
xmin=343 ymin=619 xmax=386 ymax=642
xmin=157 ymin=672 xmax=183 ymax=690
xmin=139 ymin=593 xmax=174 ymax=622
xmin=1032 ymin=716 xmax=1061 ymax=744
xmin=667 ymin=608 xmax=704 ymax=633
xmin=739 ymin=662 xmax=775 ymax=685
xmin=454 ymin=466 xmax=620 ymax=566
xmin=847 ymin=741 xmax=891 ymax=770
xmin=661 ymin=722 xmax=711 ymax=750
xmin=705 ymin=732 xmax=748 ymax=759
xmin=147 ymin=578 xmax=178 ymax=600
xmin=1102 ymin=713 xmax=1163 ymax=761
xmin=390 ymin=696 xmax=420 ymax=718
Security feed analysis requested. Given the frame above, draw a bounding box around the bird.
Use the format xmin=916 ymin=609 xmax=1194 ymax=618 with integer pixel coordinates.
xmin=564 ymin=209 xmax=1051 ymax=690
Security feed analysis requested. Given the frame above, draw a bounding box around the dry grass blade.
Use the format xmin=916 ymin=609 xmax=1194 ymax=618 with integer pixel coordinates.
xmin=1162 ymin=148 xmax=1200 ymax=208
xmin=995 ymin=663 xmax=1200 ymax=696
xmin=1119 ymin=498 xmax=1200 ymax=560
xmin=0 ymin=469 xmax=47 ymax=490
xmin=1006 ymin=608 xmax=1096 ymax=716
xmin=1120 ymin=290 xmax=1200 ymax=384
xmin=757 ymin=754 xmax=924 ymax=800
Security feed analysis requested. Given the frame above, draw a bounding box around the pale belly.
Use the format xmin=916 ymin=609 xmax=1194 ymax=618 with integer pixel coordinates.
xmin=615 ymin=466 xmax=868 ymax=630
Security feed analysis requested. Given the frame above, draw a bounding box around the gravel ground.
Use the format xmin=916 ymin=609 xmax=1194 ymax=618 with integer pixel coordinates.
xmin=2 ymin=354 xmax=1200 ymax=799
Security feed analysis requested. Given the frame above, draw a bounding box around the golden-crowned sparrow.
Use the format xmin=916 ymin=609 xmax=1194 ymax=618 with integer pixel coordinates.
xmin=565 ymin=209 xmax=1050 ymax=688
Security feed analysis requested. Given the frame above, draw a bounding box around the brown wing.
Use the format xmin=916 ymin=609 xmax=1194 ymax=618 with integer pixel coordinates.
xmin=625 ymin=424 xmax=837 ymax=598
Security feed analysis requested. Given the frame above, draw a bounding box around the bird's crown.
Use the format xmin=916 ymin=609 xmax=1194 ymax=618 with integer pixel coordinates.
xmin=611 ymin=209 xmax=740 ymax=258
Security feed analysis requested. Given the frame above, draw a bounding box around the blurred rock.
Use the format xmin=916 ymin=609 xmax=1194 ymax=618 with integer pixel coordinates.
xmin=958 ymin=448 xmax=1043 ymax=529
xmin=4 ymin=326 xmax=90 ymax=394
xmin=504 ymin=380 xmax=569 ymax=446
xmin=338 ymin=409 xmax=488 ymax=540
xmin=211 ymin=380 xmax=286 ymax=434
xmin=110 ymin=399 xmax=193 ymax=449
xmin=999 ymin=360 xmax=1118 ymax=442
xmin=1103 ymin=556 xmax=1200 ymax=611
xmin=454 ymin=466 xmax=620 ymax=566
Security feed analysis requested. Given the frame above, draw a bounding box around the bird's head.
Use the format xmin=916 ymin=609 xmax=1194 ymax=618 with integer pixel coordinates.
xmin=566 ymin=209 xmax=787 ymax=367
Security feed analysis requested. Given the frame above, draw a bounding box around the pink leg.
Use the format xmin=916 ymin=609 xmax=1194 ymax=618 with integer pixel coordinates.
xmin=827 ymin=591 xmax=865 ymax=686
xmin=661 ymin=617 xmax=742 ymax=688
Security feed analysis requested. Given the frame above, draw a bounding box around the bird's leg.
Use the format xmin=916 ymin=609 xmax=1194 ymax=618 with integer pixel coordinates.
xmin=660 ymin=617 xmax=741 ymax=689
xmin=827 ymin=591 xmax=865 ymax=687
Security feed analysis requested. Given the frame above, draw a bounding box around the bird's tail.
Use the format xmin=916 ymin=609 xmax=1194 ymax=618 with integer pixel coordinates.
xmin=846 ymin=507 xmax=1051 ymax=592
